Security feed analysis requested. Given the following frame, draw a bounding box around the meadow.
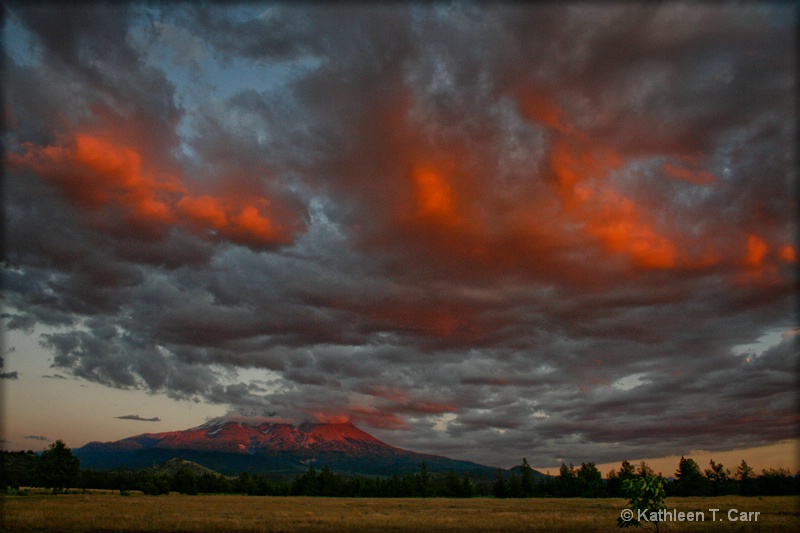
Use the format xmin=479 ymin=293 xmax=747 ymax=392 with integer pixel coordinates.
xmin=2 ymin=493 xmax=797 ymax=532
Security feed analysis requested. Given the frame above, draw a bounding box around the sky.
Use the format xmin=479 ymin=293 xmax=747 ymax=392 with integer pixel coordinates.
xmin=2 ymin=2 xmax=797 ymax=473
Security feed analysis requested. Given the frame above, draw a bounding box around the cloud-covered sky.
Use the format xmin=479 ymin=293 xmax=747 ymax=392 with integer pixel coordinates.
xmin=2 ymin=2 xmax=797 ymax=468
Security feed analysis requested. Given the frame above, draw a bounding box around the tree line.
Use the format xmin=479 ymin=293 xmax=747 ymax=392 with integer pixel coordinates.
xmin=2 ymin=440 xmax=797 ymax=497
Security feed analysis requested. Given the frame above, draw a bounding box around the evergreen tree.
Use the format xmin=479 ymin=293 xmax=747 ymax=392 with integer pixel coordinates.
xmin=292 ymin=466 xmax=318 ymax=496
xmin=673 ymin=456 xmax=708 ymax=496
xmin=507 ymin=472 xmax=522 ymax=498
xmin=577 ymin=462 xmax=603 ymax=497
xmin=607 ymin=468 xmax=622 ymax=498
xmin=520 ymin=458 xmax=535 ymax=497
xmin=139 ymin=472 xmax=170 ymax=495
xmin=235 ymin=471 xmax=257 ymax=494
xmin=414 ymin=462 xmax=434 ymax=497
xmin=318 ymin=465 xmax=341 ymax=496
xmin=704 ymin=459 xmax=733 ymax=495
xmin=459 ymin=473 xmax=474 ymax=498
xmin=636 ymin=461 xmax=654 ymax=478
xmin=171 ymin=469 xmax=198 ymax=495
xmin=618 ymin=460 xmax=637 ymax=481
xmin=443 ymin=469 xmax=461 ymax=497
xmin=555 ymin=463 xmax=579 ymax=497
xmin=37 ymin=440 xmax=80 ymax=493
xmin=492 ymin=469 xmax=508 ymax=498
xmin=0 ymin=450 xmax=39 ymax=490
xmin=755 ymin=468 xmax=796 ymax=496
xmin=734 ymin=460 xmax=756 ymax=496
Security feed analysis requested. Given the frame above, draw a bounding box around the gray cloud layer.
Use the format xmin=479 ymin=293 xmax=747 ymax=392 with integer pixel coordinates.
xmin=2 ymin=2 xmax=796 ymax=467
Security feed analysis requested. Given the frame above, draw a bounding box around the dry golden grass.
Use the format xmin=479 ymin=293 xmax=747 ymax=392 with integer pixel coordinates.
xmin=1 ymin=493 xmax=797 ymax=532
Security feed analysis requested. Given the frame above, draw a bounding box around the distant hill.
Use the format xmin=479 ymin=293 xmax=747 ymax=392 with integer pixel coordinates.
xmin=74 ymin=419 xmax=515 ymax=479
xmin=144 ymin=457 xmax=223 ymax=478
xmin=508 ymin=464 xmax=549 ymax=479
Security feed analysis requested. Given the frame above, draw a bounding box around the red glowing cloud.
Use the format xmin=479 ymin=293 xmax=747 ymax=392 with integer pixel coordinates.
xmin=733 ymin=234 xmax=795 ymax=285
xmin=8 ymin=121 xmax=300 ymax=248
xmin=315 ymin=406 xmax=408 ymax=430
xmin=313 ymin=412 xmax=351 ymax=424
xmin=358 ymin=84 xmax=793 ymax=293
xmin=778 ymin=245 xmax=796 ymax=263
xmin=744 ymin=234 xmax=769 ymax=268
xmin=585 ymin=195 xmax=678 ymax=269
xmin=412 ymin=166 xmax=456 ymax=219
xmin=177 ymin=195 xmax=229 ymax=230
xmin=540 ymin=112 xmax=689 ymax=270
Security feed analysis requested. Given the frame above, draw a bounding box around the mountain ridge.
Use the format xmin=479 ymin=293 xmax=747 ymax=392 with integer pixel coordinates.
xmin=74 ymin=420 xmax=515 ymax=479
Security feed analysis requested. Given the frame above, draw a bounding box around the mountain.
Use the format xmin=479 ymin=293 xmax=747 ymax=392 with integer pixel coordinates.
xmin=74 ymin=419 xmax=505 ymax=479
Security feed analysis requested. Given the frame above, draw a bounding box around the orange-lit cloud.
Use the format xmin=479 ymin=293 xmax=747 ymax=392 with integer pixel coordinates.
xmin=587 ymin=196 xmax=678 ymax=269
xmin=543 ymin=120 xmax=681 ymax=269
xmin=313 ymin=412 xmax=351 ymax=424
xmin=327 ymin=405 xmax=409 ymax=430
xmin=412 ymin=166 xmax=456 ymax=219
xmin=730 ymin=234 xmax=794 ymax=286
xmin=8 ymin=128 xmax=298 ymax=248
xmin=177 ymin=195 xmax=228 ymax=230
xmin=778 ymin=245 xmax=796 ymax=263
xmin=744 ymin=233 xmax=769 ymax=268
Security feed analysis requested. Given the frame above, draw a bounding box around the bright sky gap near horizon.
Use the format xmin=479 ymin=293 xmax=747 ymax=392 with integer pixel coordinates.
xmin=1 ymin=2 xmax=797 ymax=473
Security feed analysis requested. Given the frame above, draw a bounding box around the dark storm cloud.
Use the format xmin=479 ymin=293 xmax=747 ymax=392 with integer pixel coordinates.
xmin=2 ymin=2 xmax=796 ymax=467
xmin=115 ymin=414 xmax=161 ymax=422
xmin=1 ymin=372 xmax=20 ymax=380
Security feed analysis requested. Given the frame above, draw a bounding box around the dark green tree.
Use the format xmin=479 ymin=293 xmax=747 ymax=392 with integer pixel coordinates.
xmin=1 ymin=450 xmax=39 ymax=490
xmin=636 ymin=461 xmax=654 ymax=478
xmin=607 ymin=468 xmax=621 ymax=497
xmin=317 ymin=465 xmax=342 ymax=496
xmin=673 ymin=456 xmax=708 ymax=496
xmin=619 ymin=460 xmax=637 ymax=480
xmin=198 ymin=472 xmax=231 ymax=494
xmin=171 ymin=469 xmax=198 ymax=495
xmin=139 ymin=472 xmax=170 ymax=495
xmin=235 ymin=471 xmax=257 ymax=494
xmin=416 ymin=462 xmax=433 ymax=497
xmin=520 ymin=458 xmax=535 ymax=497
xmin=554 ymin=463 xmax=579 ymax=497
xmin=607 ymin=461 xmax=637 ymax=498
xmin=492 ymin=469 xmax=508 ymax=498
xmin=617 ymin=472 xmax=668 ymax=532
xmin=755 ymin=468 xmax=796 ymax=495
xmin=704 ymin=459 xmax=734 ymax=495
xmin=507 ymin=472 xmax=522 ymax=497
xmin=37 ymin=440 xmax=80 ymax=493
xmin=734 ymin=460 xmax=756 ymax=495
xmin=459 ymin=473 xmax=474 ymax=498
xmin=577 ymin=462 xmax=603 ymax=497
xmin=291 ymin=466 xmax=318 ymax=496
xmin=443 ymin=469 xmax=461 ymax=497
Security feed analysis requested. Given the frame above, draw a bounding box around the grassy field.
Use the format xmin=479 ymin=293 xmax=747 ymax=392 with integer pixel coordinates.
xmin=1 ymin=492 xmax=797 ymax=532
